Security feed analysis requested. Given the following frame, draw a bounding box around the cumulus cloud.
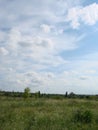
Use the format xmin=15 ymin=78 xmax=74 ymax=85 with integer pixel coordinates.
xmin=67 ymin=3 xmax=98 ymax=29
xmin=24 ymin=72 xmax=44 ymax=87
xmin=0 ymin=0 xmax=98 ymax=94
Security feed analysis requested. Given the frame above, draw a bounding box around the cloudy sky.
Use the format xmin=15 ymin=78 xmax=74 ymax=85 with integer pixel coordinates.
xmin=0 ymin=0 xmax=98 ymax=94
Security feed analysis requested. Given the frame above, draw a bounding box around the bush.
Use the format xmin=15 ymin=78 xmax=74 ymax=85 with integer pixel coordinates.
xmin=73 ymin=109 xmax=93 ymax=123
xmin=23 ymin=87 xmax=31 ymax=99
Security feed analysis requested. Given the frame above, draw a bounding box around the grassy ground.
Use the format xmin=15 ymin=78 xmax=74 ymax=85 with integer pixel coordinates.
xmin=0 ymin=97 xmax=98 ymax=130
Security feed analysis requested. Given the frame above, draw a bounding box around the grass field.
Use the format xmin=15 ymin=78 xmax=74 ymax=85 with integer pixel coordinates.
xmin=0 ymin=97 xmax=98 ymax=130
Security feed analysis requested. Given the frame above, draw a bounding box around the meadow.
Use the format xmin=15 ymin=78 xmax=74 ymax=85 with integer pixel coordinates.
xmin=0 ymin=96 xmax=98 ymax=130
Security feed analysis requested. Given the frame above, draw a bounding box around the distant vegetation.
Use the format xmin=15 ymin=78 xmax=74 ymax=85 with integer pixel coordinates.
xmin=0 ymin=89 xmax=98 ymax=100
xmin=0 ymin=89 xmax=98 ymax=130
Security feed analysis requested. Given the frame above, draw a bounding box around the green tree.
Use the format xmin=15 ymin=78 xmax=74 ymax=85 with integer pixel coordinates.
xmin=23 ymin=87 xmax=31 ymax=99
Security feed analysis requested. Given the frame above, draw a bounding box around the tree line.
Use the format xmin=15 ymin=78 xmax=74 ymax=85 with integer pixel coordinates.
xmin=0 ymin=87 xmax=98 ymax=100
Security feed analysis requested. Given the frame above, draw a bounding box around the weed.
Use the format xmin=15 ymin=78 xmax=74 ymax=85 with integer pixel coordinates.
xmin=72 ymin=109 xmax=93 ymax=123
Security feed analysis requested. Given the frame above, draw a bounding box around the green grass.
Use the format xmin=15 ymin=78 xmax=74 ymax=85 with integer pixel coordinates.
xmin=0 ymin=97 xmax=98 ymax=130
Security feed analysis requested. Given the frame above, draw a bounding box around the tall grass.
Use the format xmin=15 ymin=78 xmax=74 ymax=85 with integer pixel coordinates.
xmin=0 ymin=97 xmax=98 ymax=130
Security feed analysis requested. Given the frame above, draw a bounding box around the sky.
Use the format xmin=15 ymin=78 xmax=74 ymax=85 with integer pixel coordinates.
xmin=0 ymin=0 xmax=98 ymax=94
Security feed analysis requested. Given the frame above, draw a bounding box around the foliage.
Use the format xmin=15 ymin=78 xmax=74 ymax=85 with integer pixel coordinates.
xmin=72 ymin=109 xmax=93 ymax=123
xmin=35 ymin=91 xmax=41 ymax=98
xmin=23 ymin=87 xmax=31 ymax=99
xmin=1 ymin=90 xmax=98 ymax=100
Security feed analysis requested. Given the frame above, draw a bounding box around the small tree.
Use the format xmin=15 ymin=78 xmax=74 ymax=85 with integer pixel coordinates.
xmin=69 ymin=92 xmax=76 ymax=98
xmin=23 ymin=87 xmax=31 ymax=99
xmin=65 ymin=91 xmax=68 ymax=97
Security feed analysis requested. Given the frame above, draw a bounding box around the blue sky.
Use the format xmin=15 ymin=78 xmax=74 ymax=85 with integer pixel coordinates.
xmin=0 ymin=0 xmax=98 ymax=94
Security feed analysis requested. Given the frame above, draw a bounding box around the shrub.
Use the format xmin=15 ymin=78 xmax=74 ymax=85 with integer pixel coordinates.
xmin=23 ymin=87 xmax=31 ymax=99
xmin=73 ymin=109 xmax=93 ymax=123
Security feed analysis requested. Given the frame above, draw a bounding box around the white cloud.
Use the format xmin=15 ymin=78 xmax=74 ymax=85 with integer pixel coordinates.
xmin=40 ymin=24 xmax=52 ymax=33
xmin=1 ymin=0 xmax=98 ymax=94
xmin=5 ymin=26 xmax=81 ymax=68
xmin=8 ymin=28 xmax=21 ymax=43
xmin=67 ymin=3 xmax=98 ymax=29
xmin=0 ymin=47 xmax=9 ymax=55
